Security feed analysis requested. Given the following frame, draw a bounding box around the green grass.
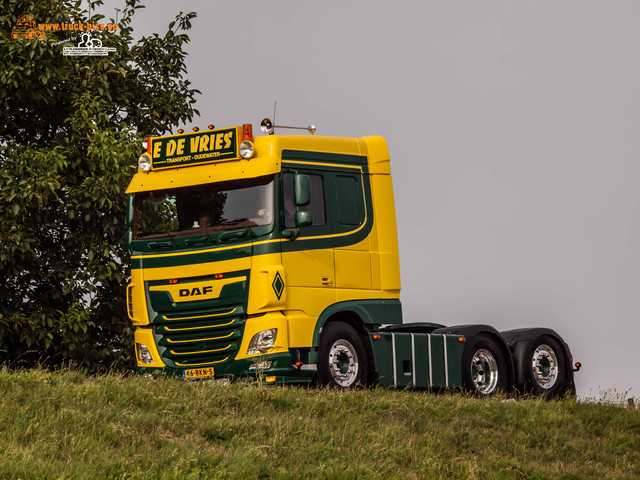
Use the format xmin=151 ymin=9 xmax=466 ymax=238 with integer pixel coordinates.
xmin=0 ymin=369 xmax=638 ymax=479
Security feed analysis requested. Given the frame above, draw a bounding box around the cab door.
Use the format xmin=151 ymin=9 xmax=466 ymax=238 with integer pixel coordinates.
xmin=281 ymin=170 xmax=336 ymax=346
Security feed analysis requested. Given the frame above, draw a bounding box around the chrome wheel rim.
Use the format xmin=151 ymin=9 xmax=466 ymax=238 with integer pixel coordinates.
xmin=471 ymin=349 xmax=499 ymax=395
xmin=328 ymin=339 xmax=359 ymax=387
xmin=531 ymin=344 xmax=558 ymax=389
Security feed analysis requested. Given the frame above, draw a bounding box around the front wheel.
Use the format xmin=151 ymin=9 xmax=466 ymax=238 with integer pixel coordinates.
xmin=462 ymin=334 xmax=510 ymax=396
xmin=317 ymin=322 xmax=370 ymax=389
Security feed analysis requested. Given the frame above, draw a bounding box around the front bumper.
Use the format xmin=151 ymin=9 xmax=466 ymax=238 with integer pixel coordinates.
xmin=136 ymin=351 xmax=315 ymax=385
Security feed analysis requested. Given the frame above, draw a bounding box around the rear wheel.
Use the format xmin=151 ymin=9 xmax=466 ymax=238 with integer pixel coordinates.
xmin=525 ymin=335 xmax=567 ymax=397
xmin=318 ymin=322 xmax=370 ymax=388
xmin=462 ymin=334 xmax=510 ymax=396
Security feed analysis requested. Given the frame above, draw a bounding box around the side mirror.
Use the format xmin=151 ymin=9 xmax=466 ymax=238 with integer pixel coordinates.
xmin=126 ymin=194 xmax=135 ymax=227
xmin=295 ymin=210 xmax=313 ymax=227
xmin=294 ymin=174 xmax=310 ymax=206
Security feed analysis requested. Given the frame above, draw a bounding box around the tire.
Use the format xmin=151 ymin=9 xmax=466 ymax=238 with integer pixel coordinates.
xmin=317 ymin=321 xmax=370 ymax=388
xmin=525 ymin=335 xmax=567 ymax=397
xmin=462 ymin=334 xmax=510 ymax=396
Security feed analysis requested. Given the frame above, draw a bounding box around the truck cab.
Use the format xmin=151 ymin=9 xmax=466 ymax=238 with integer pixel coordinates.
xmin=126 ymin=124 xmax=402 ymax=384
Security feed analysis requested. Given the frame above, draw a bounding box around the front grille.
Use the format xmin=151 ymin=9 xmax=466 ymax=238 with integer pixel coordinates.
xmin=154 ymin=305 xmax=246 ymax=368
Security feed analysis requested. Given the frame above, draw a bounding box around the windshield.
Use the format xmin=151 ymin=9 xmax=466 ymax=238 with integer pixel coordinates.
xmin=133 ymin=175 xmax=274 ymax=239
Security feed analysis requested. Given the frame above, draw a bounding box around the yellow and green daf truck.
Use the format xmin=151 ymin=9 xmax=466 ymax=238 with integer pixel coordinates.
xmin=125 ymin=121 xmax=580 ymax=396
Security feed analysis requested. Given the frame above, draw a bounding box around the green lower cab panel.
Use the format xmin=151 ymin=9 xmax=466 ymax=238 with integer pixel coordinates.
xmin=369 ymin=332 xmax=465 ymax=389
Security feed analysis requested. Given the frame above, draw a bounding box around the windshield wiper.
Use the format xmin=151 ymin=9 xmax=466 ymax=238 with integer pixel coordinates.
xmin=219 ymin=218 xmax=257 ymax=239
xmin=202 ymin=226 xmax=217 ymax=244
xmin=166 ymin=230 xmax=179 ymax=247
xmin=147 ymin=230 xmax=179 ymax=249
xmin=240 ymin=225 xmax=257 ymax=239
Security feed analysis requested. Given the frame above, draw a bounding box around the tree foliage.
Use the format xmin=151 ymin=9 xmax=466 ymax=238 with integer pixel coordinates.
xmin=0 ymin=0 xmax=200 ymax=370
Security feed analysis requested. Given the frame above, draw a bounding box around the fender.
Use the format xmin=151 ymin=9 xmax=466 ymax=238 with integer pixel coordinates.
xmin=432 ymin=324 xmax=516 ymax=390
xmin=312 ymin=299 xmax=403 ymax=347
xmin=501 ymin=327 xmax=575 ymax=392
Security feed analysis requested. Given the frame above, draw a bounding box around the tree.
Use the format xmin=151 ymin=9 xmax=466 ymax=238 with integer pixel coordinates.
xmin=0 ymin=0 xmax=200 ymax=370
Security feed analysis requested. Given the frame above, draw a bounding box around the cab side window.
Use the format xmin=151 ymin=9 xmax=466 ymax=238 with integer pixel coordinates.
xmin=335 ymin=175 xmax=362 ymax=226
xmin=283 ymin=172 xmax=326 ymax=228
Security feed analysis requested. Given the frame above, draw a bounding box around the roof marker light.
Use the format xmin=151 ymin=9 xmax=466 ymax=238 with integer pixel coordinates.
xmin=177 ymin=129 xmax=184 ymax=134
xmin=208 ymin=124 xmax=215 ymax=130
xmin=192 ymin=127 xmax=199 ymax=132
xmin=372 ymin=334 xmax=381 ymax=340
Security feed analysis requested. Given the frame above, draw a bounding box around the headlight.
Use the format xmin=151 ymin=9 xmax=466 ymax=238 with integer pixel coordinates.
xmin=239 ymin=140 xmax=254 ymax=159
xmin=136 ymin=343 xmax=153 ymax=364
xmin=247 ymin=328 xmax=277 ymax=355
xmin=138 ymin=153 xmax=151 ymax=172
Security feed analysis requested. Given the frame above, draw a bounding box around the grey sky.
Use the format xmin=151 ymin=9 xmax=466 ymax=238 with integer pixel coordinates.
xmin=100 ymin=0 xmax=640 ymax=398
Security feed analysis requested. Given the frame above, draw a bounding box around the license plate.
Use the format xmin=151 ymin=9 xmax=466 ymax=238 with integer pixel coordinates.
xmin=182 ymin=367 xmax=215 ymax=379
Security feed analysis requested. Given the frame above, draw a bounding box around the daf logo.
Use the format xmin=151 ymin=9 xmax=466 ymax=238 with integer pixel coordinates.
xmin=179 ymin=286 xmax=213 ymax=297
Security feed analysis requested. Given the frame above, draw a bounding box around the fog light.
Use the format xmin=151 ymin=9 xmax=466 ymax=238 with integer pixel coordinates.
xmin=247 ymin=329 xmax=277 ymax=355
xmin=137 ymin=343 xmax=153 ymax=364
xmin=249 ymin=361 xmax=273 ymax=371
xmin=239 ymin=140 xmax=254 ymax=159
xmin=138 ymin=153 xmax=151 ymax=172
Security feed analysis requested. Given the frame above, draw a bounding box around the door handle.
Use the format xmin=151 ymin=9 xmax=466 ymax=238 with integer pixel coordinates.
xmin=321 ymin=276 xmax=334 ymax=286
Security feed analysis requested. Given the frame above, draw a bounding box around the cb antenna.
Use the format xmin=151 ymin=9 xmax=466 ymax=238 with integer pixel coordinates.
xmin=273 ymin=101 xmax=277 ymax=126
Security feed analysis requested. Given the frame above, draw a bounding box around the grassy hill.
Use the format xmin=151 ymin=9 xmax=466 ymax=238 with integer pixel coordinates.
xmin=0 ymin=368 xmax=638 ymax=479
